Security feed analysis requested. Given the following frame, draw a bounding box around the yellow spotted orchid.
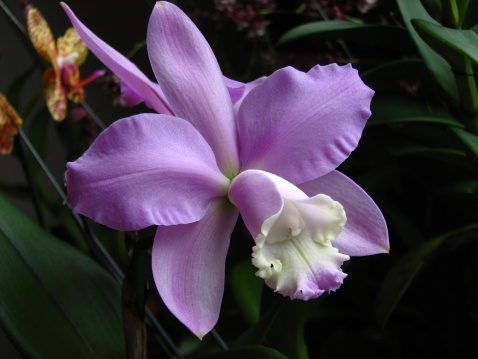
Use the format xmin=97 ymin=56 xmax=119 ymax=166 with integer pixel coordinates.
xmin=0 ymin=93 xmax=23 ymax=155
xmin=27 ymin=7 xmax=104 ymax=121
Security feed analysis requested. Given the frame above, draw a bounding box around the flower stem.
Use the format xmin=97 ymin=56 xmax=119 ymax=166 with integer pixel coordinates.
xmin=14 ymin=136 xmax=46 ymax=228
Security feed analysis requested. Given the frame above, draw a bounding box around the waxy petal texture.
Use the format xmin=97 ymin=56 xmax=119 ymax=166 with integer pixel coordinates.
xmin=66 ymin=114 xmax=230 ymax=231
xmin=238 ymin=64 xmax=374 ymax=184
xmin=152 ymin=199 xmax=239 ymax=338
xmin=147 ymin=2 xmax=239 ymax=175
xmin=299 ymin=170 xmax=389 ymax=256
xmin=61 ymin=3 xmax=173 ymax=115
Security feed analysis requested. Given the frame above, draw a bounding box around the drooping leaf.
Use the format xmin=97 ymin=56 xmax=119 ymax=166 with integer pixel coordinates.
xmin=278 ymin=21 xmax=412 ymax=49
xmin=0 ymin=194 xmax=125 ymax=359
xmin=368 ymin=93 xmax=461 ymax=127
xmin=451 ymin=127 xmax=478 ymax=157
xmin=397 ymin=0 xmax=458 ymax=102
xmin=412 ymin=19 xmax=478 ymax=69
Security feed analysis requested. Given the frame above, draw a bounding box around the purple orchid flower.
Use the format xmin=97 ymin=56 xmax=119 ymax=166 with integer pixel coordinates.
xmin=62 ymin=1 xmax=389 ymax=338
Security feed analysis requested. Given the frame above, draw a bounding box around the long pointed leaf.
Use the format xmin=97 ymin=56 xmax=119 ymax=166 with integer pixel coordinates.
xmin=397 ymin=0 xmax=458 ymax=103
xmin=0 ymin=194 xmax=125 ymax=358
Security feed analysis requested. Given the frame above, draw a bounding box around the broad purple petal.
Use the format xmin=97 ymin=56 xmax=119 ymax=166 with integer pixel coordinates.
xmin=147 ymin=2 xmax=239 ymax=175
xmin=152 ymin=199 xmax=239 ymax=338
xmin=228 ymin=169 xmax=308 ymax=238
xmin=238 ymin=64 xmax=374 ymax=184
xmin=61 ymin=3 xmax=173 ymax=115
xmin=66 ymin=114 xmax=229 ymax=231
xmin=298 ymin=170 xmax=389 ymax=256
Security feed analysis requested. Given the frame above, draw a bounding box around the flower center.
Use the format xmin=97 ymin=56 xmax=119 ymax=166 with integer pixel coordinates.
xmin=251 ymin=194 xmax=349 ymax=300
xmin=57 ymin=52 xmax=79 ymax=68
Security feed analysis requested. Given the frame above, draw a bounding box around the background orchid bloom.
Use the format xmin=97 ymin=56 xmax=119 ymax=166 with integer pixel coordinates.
xmin=63 ymin=1 xmax=388 ymax=338
xmin=0 ymin=93 xmax=23 ymax=155
xmin=27 ymin=7 xmax=104 ymax=121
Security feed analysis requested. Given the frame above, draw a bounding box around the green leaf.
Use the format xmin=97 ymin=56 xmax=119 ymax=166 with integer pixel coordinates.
xmin=451 ymin=127 xmax=478 ymax=157
xmin=368 ymin=93 xmax=461 ymax=127
xmin=230 ymin=260 xmax=262 ymax=324
xmin=192 ymin=345 xmax=289 ymax=359
xmin=412 ymin=19 xmax=478 ymax=69
xmin=376 ymin=223 xmax=478 ymax=328
xmin=278 ymin=21 xmax=412 ymax=49
xmin=0 ymin=194 xmax=125 ymax=359
xmin=397 ymin=0 xmax=458 ymax=102
xmin=265 ymin=300 xmax=312 ymax=359
xmin=463 ymin=0 xmax=478 ymax=29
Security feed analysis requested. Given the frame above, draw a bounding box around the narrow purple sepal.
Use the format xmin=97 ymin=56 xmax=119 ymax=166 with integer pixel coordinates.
xmin=61 ymin=3 xmax=173 ymax=115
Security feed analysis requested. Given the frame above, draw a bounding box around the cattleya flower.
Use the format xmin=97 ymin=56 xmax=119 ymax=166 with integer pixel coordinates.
xmin=27 ymin=7 xmax=104 ymax=121
xmin=0 ymin=93 xmax=23 ymax=155
xmin=63 ymin=2 xmax=389 ymax=338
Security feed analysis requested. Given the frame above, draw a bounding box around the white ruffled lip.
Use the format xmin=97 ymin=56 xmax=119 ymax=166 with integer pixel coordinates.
xmin=252 ymin=193 xmax=350 ymax=300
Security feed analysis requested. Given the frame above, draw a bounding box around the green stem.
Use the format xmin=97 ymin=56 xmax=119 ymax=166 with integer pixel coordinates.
xmin=455 ymin=58 xmax=478 ymax=134
xmin=81 ymin=101 xmax=106 ymax=130
xmin=22 ymin=84 xmax=44 ymax=120
xmin=14 ymin=136 xmax=47 ymax=228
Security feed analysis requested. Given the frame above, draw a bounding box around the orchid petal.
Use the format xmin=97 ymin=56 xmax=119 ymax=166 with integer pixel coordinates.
xmin=0 ymin=94 xmax=23 ymax=155
xmin=229 ymin=169 xmax=307 ymax=238
xmin=61 ymin=3 xmax=173 ymax=115
xmin=66 ymin=114 xmax=230 ymax=231
xmin=27 ymin=8 xmax=57 ymax=65
xmin=229 ymin=170 xmax=349 ymax=300
xmin=238 ymin=64 xmax=374 ymax=184
xmin=57 ymin=27 xmax=88 ymax=66
xmin=299 ymin=170 xmax=389 ymax=256
xmin=147 ymin=1 xmax=239 ymax=175
xmin=152 ymin=199 xmax=239 ymax=338
xmin=43 ymin=68 xmax=67 ymax=121
xmin=62 ymin=63 xmax=85 ymax=103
